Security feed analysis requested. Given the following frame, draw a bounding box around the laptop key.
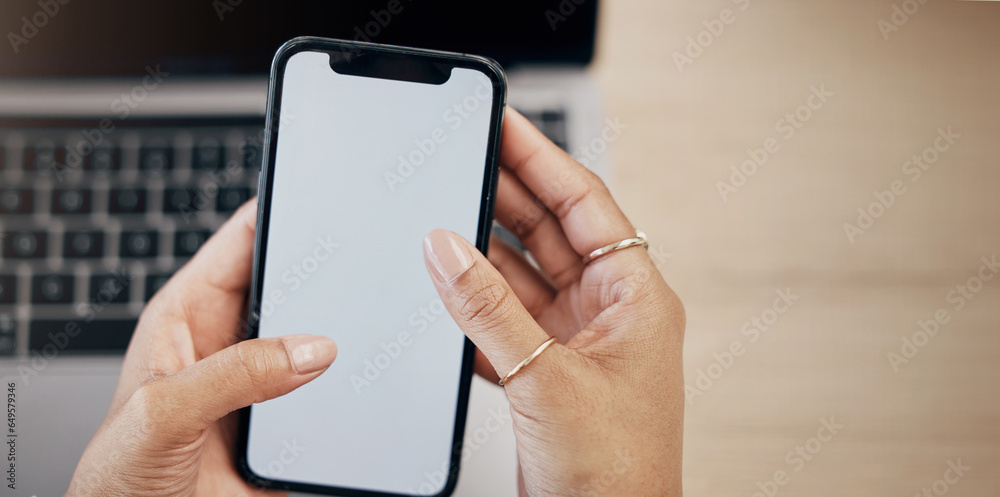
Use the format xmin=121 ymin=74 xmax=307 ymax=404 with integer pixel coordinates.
xmin=243 ymin=143 xmax=262 ymax=170
xmin=85 ymin=146 xmax=121 ymax=172
xmin=0 ymin=275 xmax=15 ymax=304
xmin=145 ymin=273 xmax=171 ymax=301
xmin=63 ymin=231 xmax=104 ymax=258
xmin=2 ymin=231 xmax=47 ymax=258
xmin=216 ymin=187 xmax=250 ymax=212
xmin=120 ymin=230 xmax=158 ymax=258
xmin=0 ymin=313 xmax=15 ymax=356
xmin=193 ymin=137 xmax=223 ymax=170
xmin=174 ymin=230 xmax=210 ymax=257
xmin=24 ymin=143 xmax=67 ymax=174
xmin=540 ymin=110 xmax=564 ymax=122
xmin=0 ymin=189 xmax=33 ymax=214
xmin=140 ymin=138 xmax=173 ymax=171
xmin=29 ymin=319 xmax=137 ymax=352
xmin=90 ymin=274 xmax=131 ymax=304
xmin=31 ymin=274 xmax=74 ymax=304
xmin=164 ymin=188 xmax=199 ymax=214
xmin=52 ymin=188 xmax=92 ymax=214
xmin=109 ymin=188 xmax=147 ymax=213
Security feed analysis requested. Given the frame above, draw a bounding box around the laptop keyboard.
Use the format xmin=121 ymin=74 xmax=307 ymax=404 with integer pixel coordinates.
xmin=0 ymin=109 xmax=566 ymax=356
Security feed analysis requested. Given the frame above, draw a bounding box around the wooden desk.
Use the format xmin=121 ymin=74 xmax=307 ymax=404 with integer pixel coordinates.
xmin=588 ymin=0 xmax=1000 ymax=495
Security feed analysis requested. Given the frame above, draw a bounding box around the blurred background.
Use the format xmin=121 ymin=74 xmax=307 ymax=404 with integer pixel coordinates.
xmin=606 ymin=1 xmax=1000 ymax=496
xmin=1 ymin=0 xmax=999 ymax=496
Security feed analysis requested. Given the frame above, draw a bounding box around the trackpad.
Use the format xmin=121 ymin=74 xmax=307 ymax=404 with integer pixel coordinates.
xmin=1 ymin=359 xmax=120 ymax=497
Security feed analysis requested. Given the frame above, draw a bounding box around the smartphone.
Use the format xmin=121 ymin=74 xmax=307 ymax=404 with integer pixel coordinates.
xmin=237 ymin=37 xmax=506 ymax=496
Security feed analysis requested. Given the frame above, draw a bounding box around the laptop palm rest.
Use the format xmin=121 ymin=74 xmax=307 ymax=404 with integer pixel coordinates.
xmin=2 ymin=359 xmax=119 ymax=496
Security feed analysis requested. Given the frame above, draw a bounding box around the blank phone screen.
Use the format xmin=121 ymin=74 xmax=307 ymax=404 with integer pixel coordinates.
xmin=246 ymin=49 xmax=496 ymax=495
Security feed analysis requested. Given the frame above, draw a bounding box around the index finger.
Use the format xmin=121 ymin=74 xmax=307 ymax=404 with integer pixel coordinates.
xmin=500 ymin=108 xmax=637 ymax=258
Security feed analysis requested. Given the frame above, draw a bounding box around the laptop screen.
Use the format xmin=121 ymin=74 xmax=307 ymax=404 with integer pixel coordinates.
xmin=0 ymin=0 xmax=598 ymax=78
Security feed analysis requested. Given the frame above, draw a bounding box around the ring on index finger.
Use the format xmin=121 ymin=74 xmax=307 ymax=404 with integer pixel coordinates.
xmin=582 ymin=230 xmax=649 ymax=265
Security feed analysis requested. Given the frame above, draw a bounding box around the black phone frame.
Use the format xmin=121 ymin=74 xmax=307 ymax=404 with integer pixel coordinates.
xmin=236 ymin=36 xmax=507 ymax=497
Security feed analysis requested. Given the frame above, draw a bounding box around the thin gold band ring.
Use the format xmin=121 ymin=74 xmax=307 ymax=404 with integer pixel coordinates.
xmin=499 ymin=336 xmax=558 ymax=386
xmin=582 ymin=230 xmax=648 ymax=265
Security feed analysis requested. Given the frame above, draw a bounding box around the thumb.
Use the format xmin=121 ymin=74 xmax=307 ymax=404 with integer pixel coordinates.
xmin=423 ymin=229 xmax=555 ymax=385
xmin=139 ymin=335 xmax=337 ymax=437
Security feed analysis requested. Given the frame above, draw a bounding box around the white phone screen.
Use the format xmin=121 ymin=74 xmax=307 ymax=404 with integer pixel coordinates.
xmin=246 ymin=49 xmax=496 ymax=495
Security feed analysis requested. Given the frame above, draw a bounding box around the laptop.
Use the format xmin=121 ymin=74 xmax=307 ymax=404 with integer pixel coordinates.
xmin=0 ymin=2 xmax=606 ymax=495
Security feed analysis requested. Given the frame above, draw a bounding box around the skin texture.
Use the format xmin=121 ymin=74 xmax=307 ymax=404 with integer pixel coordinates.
xmin=67 ymin=108 xmax=684 ymax=497
xmin=423 ymin=109 xmax=685 ymax=497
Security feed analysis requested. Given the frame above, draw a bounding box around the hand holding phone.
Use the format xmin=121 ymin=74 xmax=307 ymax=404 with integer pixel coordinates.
xmin=68 ymin=41 xmax=684 ymax=497
xmin=418 ymin=108 xmax=686 ymax=497
xmin=67 ymin=199 xmax=343 ymax=497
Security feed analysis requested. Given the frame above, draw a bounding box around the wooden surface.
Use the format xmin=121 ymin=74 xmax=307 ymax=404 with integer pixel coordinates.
xmin=588 ymin=1 xmax=1000 ymax=495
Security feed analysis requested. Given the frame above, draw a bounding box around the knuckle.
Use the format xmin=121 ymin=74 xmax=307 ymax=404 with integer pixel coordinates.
xmin=553 ymin=169 xmax=608 ymax=220
xmin=456 ymin=279 xmax=516 ymax=336
xmin=126 ymin=382 xmax=174 ymax=436
xmin=598 ymin=268 xmax=686 ymax=342
xmin=511 ymin=200 xmax=546 ymax=238
xmin=607 ymin=269 xmax=654 ymax=306
xmin=583 ymin=167 xmax=610 ymax=193
xmin=232 ymin=341 xmax=276 ymax=397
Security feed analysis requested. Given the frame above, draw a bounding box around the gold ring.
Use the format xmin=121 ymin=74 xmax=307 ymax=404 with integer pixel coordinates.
xmin=582 ymin=230 xmax=649 ymax=265
xmin=499 ymin=336 xmax=557 ymax=386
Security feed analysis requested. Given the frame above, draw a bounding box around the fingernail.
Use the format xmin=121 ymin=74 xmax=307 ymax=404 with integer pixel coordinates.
xmin=283 ymin=335 xmax=338 ymax=374
xmin=424 ymin=229 xmax=475 ymax=285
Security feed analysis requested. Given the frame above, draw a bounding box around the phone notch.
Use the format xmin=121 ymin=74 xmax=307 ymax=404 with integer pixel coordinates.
xmin=328 ymin=49 xmax=453 ymax=85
